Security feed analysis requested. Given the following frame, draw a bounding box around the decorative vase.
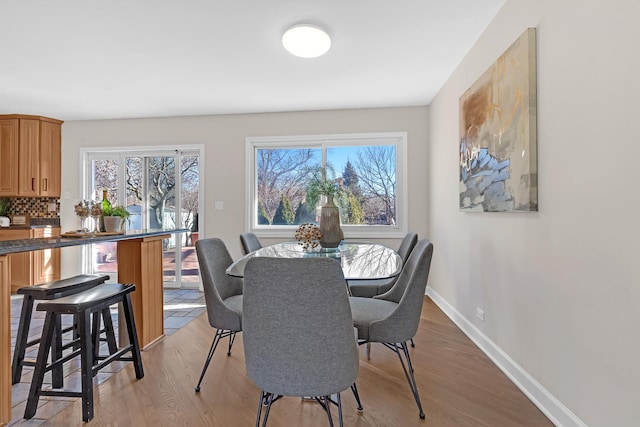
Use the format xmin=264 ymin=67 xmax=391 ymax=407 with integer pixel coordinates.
xmin=103 ymin=216 xmax=124 ymax=233
xmin=319 ymin=195 xmax=343 ymax=248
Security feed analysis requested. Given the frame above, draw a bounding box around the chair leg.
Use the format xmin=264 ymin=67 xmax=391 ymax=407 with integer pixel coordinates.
xmin=392 ymin=341 xmax=425 ymax=419
xmin=351 ymin=383 xmax=363 ymax=412
xmin=411 ymin=338 xmax=415 ymax=347
xmin=227 ymin=331 xmax=237 ymax=356
xmin=257 ymin=391 xmax=274 ymax=427
xmin=195 ymin=329 xmax=224 ymax=392
xmin=323 ymin=395 xmax=334 ymax=427
xmin=336 ymin=392 xmax=344 ymax=427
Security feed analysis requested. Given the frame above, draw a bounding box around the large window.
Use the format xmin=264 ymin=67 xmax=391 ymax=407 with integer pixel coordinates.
xmin=246 ymin=132 xmax=407 ymax=238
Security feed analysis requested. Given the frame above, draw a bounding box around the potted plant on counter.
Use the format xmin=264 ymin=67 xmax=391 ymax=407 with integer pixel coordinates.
xmin=0 ymin=198 xmax=11 ymax=227
xmin=102 ymin=205 xmax=131 ymax=233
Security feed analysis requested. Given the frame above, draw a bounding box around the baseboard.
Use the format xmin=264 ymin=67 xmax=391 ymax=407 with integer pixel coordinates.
xmin=425 ymin=287 xmax=587 ymax=427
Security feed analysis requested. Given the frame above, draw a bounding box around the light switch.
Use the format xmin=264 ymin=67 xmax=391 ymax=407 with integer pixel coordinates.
xmin=214 ymin=201 xmax=224 ymax=211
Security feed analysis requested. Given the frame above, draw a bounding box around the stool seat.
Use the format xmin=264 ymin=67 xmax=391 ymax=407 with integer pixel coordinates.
xmin=11 ymin=274 xmax=110 ymax=385
xmin=37 ymin=283 xmax=136 ymax=313
xmin=24 ymin=282 xmax=144 ymax=423
xmin=17 ymin=274 xmax=111 ymax=299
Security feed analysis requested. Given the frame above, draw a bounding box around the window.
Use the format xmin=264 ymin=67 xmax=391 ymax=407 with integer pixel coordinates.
xmin=81 ymin=146 xmax=203 ymax=288
xmin=246 ymin=132 xmax=407 ymax=238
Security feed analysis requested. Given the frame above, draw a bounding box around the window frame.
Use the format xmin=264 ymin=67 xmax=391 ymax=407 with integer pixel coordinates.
xmin=245 ymin=132 xmax=408 ymax=239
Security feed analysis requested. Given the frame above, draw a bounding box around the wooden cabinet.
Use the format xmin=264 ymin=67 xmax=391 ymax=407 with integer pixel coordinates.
xmin=39 ymin=121 xmax=62 ymax=197
xmin=0 ymin=115 xmax=63 ymax=197
xmin=0 ymin=120 xmax=19 ymax=196
xmin=0 ymin=227 xmax=61 ymax=293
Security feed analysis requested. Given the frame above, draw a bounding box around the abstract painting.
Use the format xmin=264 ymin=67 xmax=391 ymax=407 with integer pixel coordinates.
xmin=459 ymin=28 xmax=537 ymax=212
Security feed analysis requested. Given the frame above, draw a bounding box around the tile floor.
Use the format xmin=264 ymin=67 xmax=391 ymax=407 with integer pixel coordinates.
xmin=8 ymin=288 xmax=205 ymax=426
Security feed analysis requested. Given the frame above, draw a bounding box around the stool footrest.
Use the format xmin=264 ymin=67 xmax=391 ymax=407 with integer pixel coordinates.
xmin=40 ymin=389 xmax=83 ymax=398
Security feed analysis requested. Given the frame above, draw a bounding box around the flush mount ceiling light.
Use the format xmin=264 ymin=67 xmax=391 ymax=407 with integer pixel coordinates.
xmin=282 ymin=24 xmax=331 ymax=58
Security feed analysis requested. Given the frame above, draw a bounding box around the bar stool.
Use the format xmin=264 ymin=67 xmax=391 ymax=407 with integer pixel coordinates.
xmin=23 ymin=283 xmax=144 ymax=423
xmin=11 ymin=274 xmax=110 ymax=385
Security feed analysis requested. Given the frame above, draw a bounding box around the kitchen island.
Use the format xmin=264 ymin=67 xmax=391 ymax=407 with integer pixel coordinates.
xmin=0 ymin=228 xmax=188 ymax=426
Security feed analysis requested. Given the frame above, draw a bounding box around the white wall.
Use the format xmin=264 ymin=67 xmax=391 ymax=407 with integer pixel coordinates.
xmin=428 ymin=1 xmax=640 ymax=426
xmin=60 ymin=106 xmax=429 ymax=272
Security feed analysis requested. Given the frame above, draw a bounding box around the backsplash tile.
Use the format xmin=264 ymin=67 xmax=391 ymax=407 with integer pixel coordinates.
xmin=7 ymin=197 xmax=60 ymax=219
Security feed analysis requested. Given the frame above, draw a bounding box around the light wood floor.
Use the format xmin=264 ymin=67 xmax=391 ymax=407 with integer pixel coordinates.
xmin=20 ymin=297 xmax=553 ymax=426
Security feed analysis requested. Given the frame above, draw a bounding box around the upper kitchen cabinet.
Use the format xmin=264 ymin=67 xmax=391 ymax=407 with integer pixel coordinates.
xmin=0 ymin=114 xmax=64 ymax=197
xmin=0 ymin=119 xmax=19 ymax=195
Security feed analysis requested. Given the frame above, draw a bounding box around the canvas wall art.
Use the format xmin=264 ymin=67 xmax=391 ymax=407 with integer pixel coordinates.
xmin=459 ymin=28 xmax=537 ymax=212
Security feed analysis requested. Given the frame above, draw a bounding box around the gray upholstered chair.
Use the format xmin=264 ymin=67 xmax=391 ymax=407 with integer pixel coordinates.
xmin=348 ymin=232 xmax=418 ymax=298
xmin=194 ymin=238 xmax=243 ymax=392
xmin=243 ymin=257 xmax=361 ymax=427
xmin=240 ymin=232 xmax=263 ymax=255
xmin=349 ymin=239 xmax=434 ymax=420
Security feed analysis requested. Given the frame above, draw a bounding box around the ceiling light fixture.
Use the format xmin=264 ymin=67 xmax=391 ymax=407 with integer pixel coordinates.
xmin=282 ymin=24 xmax=331 ymax=58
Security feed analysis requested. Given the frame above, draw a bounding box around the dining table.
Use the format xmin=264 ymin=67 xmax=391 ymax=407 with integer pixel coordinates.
xmin=0 ymin=228 xmax=187 ymax=426
xmin=227 ymin=240 xmax=402 ymax=280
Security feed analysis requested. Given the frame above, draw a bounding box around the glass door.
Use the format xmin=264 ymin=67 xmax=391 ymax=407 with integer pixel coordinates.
xmin=86 ymin=149 xmax=200 ymax=288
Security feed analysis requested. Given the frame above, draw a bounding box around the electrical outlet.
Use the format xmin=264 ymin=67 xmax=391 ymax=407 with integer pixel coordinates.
xmin=48 ymin=203 xmax=57 ymax=212
xmin=214 ymin=201 xmax=224 ymax=211
xmin=476 ymin=308 xmax=485 ymax=321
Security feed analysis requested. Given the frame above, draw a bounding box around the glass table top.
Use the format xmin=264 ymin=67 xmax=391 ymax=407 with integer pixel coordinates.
xmin=226 ymin=241 xmax=402 ymax=280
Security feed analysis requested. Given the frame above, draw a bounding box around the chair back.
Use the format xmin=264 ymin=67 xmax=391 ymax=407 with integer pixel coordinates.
xmin=397 ymin=232 xmax=418 ymax=263
xmin=370 ymin=239 xmax=434 ymax=343
xmin=243 ymin=257 xmax=358 ymax=397
xmin=240 ymin=232 xmax=263 ymax=255
xmin=195 ymin=238 xmax=243 ymax=331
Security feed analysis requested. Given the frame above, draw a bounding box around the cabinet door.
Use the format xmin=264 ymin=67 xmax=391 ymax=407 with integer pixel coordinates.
xmin=32 ymin=227 xmax=61 ymax=284
xmin=17 ymin=119 xmax=40 ymax=197
xmin=0 ymin=119 xmax=19 ymax=196
xmin=0 ymin=229 xmax=32 ymax=292
xmin=39 ymin=121 xmax=61 ymax=197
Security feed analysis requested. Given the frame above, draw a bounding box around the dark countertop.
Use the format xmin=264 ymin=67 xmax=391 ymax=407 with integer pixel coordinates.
xmin=0 ymin=225 xmax=59 ymax=230
xmin=0 ymin=228 xmax=189 ymax=256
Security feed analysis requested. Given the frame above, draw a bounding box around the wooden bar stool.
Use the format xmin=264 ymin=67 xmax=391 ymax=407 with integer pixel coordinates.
xmin=11 ymin=274 xmax=110 ymax=385
xmin=23 ymin=283 xmax=144 ymax=423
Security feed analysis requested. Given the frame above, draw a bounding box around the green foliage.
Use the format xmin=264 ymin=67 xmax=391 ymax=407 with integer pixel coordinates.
xmin=305 ymin=164 xmax=343 ymax=206
xmin=294 ymin=200 xmax=316 ymax=224
xmin=272 ymin=195 xmax=295 ymax=225
xmin=0 ymin=198 xmax=10 ymax=216
xmin=342 ymin=192 xmax=365 ymax=224
xmin=257 ymin=199 xmax=270 ymax=225
xmin=102 ymin=205 xmax=131 ymax=219
xmin=342 ymin=160 xmax=358 ymax=188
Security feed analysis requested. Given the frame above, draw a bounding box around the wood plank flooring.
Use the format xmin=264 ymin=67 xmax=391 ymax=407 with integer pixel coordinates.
xmin=16 ymin=297 xmax=553 ymax=426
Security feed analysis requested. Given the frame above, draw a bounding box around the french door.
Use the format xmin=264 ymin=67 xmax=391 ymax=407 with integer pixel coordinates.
xmin=83 ymin=148 xmax=201 ymax=288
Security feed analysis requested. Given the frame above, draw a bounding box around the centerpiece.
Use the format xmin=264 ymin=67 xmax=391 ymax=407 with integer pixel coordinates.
xmin=305 ymin=165 xmax=344 ymax=248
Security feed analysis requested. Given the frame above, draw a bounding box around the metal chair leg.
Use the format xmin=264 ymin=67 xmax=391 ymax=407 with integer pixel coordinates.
xmin=227 ymin=331 xmax=237 ymax=356
xmin=323 ymin=395 xmax=335 ymax=427
xmin=257 ymin=391 xmax=274 ymax=427
xmin=337 ymin=392 xmax=344 ymax=427
xmin=394 ymin=341 xmax=425 ymax=419
xmin=351 ymin=383 xmax=363 ymax=412
xmin=195 ymin=329 xmax=223 ymax=392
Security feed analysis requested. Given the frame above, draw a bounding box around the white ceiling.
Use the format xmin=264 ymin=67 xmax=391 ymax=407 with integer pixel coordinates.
xmin=0 ymin=0 xmax=504 ymax=121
